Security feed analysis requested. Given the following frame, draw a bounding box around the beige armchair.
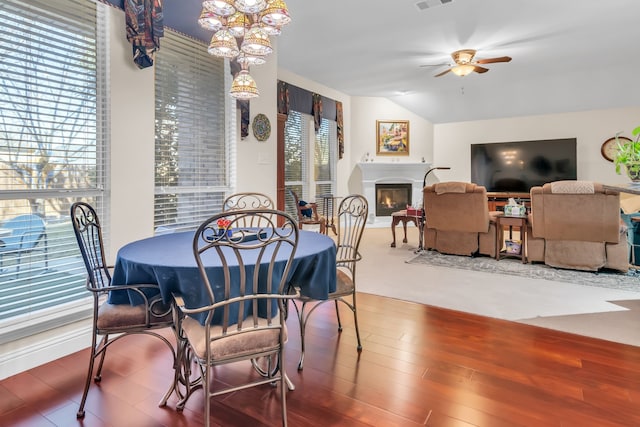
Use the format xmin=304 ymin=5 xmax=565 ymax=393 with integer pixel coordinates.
xmin=527 ymin=181 xmax=628 ymax=272
xmin=423 ymin=182 xmax=501 ymax=257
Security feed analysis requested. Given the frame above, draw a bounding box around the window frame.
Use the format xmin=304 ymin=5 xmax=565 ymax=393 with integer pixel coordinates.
xmin=0 ymin=0 xmax=109 ymax=343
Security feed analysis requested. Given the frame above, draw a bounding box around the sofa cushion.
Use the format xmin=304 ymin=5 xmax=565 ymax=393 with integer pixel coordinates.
xmin=550 ymin=180 xmax=594 ymax=194
xmin=434 ymin=181 xmax=470 ymax=195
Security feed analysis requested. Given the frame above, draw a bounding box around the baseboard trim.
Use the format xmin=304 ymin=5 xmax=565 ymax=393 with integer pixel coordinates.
xmin=0 ymin=323 xmax=91 ymax=380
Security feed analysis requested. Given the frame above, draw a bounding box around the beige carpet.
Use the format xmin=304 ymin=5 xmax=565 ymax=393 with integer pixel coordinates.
xmin=356 ymin=224 xmax=640 ymax=347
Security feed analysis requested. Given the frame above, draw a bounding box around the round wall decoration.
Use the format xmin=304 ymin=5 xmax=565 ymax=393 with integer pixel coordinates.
xmin=601 ymin=136 xmax=631 ymax=162
xmin=252 ymin=113 xmax=271 ymax=141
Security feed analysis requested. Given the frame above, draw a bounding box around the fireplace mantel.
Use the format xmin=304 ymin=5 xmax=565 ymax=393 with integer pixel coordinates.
xmin=357 ymin=162 xmax=431 ymax=182
xmin=357 ymin=162 xmax=431 ymax=225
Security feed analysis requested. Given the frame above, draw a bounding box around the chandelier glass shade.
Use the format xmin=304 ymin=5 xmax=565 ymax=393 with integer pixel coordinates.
xmin=198 ymin=0 xmax=291 ymax=100
xmin=230 ymin=69 xmax=260 ymax=99
xmin=241 ymin=25 xmax=273 ymax=56
xmin=203 ymin=0 xmax=236 ymax=17
xmin=235 ymin=0 xmax=267 ymax=14
xmin=198 ymin=10 xmax=223 ymax=31
xmin=227 ymin=12 xmax=248 ymax=37
xmin=207 ymin=29 xmax=240 ymax=58
xmin=237 ymin=52 xmax=266 ymax=66
xmin=261 ymin=0 xmax=292 ymax=27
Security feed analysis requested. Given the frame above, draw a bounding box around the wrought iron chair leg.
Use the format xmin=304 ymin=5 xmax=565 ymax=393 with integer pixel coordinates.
xmin=351 ymin=294 xmax=363 ymax=351
xmin=280 ymin=349 xmax=288 ymax=427
xmin=94 ymin=335 xmax=108 ymax=381
xmin=296 ymin=301 xmax=307 ymax=370
xmin=202 ymin=363 xmax=211 ymax=427
xmin=77 ymin=334 xmax=99 ymax=418
xmin=157 ymin=331 xmax=180 ymax=407
xmin=334 ymin=300 xmax=342 ymax=332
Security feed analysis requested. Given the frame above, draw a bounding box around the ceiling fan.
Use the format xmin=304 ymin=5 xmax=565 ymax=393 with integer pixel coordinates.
xmin=433 ymin=49 xmax=512 ymax=77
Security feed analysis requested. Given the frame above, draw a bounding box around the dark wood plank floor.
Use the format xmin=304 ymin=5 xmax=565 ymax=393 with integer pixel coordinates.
xmin=2 ymin=292 xmax=640 ymax=426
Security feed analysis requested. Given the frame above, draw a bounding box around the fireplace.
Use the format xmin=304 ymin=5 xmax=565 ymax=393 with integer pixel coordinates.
xmin=376 ymin=183 xmax=412 ymax=216
xmin=357 ymin=162 xmax=431 ymax=225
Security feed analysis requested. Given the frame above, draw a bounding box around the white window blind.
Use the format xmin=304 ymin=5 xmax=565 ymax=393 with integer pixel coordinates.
xmin=314 ymin=118 xmax=337 ymax=197
xmin=0 ymin=0 xmax=107 ymax=331
xmin=284 ymin=111 xmax=309 ymax=214
xmin=154 ymin=30 xmax=231 ymax=233
xmin=284 ymin=111 xmax=336 ymax=216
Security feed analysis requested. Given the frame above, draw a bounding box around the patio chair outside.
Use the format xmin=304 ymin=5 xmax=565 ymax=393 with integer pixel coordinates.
xmin=0 ymin=214 xmax=48 ymax=274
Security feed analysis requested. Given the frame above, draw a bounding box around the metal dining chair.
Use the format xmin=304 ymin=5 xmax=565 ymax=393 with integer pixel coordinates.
xmin=70 ymin=202 xmax=176 ymax=418
xmin=222 ymin=191 xmax=275 ymax=227
xmin=289 ymin=194 xmax=368 ymax=370
xmin=172 ymin=209 xmax=299 ymax=427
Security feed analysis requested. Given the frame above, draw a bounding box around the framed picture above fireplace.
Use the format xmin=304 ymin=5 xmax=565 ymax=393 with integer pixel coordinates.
xmin=376 ymin=120 xmax=409 ymax=155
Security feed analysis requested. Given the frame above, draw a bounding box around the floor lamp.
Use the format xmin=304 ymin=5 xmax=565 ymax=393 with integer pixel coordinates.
xmin=416 ymin=167 xmax=451 ymax=253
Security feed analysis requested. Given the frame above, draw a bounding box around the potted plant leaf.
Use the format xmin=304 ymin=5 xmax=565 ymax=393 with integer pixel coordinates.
xmin=615 ymin=125 xmax=640 ymax=181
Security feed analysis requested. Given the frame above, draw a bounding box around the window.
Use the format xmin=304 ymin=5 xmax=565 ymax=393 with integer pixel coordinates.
xmin=284 ymin=111 xmax=337 ymax=216
xmin=154 ymin=30 xmax=232 ymax=233
xmin=0 ymin=0 xmax=107 ymax=334
xmin=314 ymin=117 xmax=337 ymax=197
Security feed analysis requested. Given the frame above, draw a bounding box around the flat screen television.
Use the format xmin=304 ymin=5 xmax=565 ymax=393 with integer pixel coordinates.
xmin=470 ymin=138 xmax=577 ymax=193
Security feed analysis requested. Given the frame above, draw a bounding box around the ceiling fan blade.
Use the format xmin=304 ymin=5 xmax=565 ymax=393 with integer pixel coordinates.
xmin=473 ymin=65 xmax=489 ymax=74
xmin=419 ymin=62 xmax=449 ymax=68
xmin=434 ymin=68 xmax=452 ymax=77
xmin=475 ymin=56 xmax=512 ymax=64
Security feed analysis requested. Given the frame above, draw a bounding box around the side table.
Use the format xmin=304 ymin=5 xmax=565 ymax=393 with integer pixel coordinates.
xmin=495 ymin=214 xmax=527 ymax=263
xmin=390 ymin=209 xmax=422 ymax=248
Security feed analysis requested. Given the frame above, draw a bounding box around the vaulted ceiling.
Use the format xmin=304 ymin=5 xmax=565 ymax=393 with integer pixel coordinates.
xmin=156 ymin=0 xmax=640 ymax=123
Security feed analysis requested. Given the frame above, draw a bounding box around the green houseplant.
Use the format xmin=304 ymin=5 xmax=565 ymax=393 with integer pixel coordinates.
xmin=615 ymin=125 xmax=640 ymax=181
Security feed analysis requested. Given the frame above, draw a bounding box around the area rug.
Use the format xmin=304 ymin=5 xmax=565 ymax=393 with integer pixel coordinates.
xmin=407 ymin=250 xmax=640 ymax=292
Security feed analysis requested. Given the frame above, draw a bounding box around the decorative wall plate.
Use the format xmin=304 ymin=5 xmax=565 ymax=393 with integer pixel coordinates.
xmin=252 ymin=113 xmax=271 ymax=141
xmin=601 ymin=136 xmax=630 ymax=162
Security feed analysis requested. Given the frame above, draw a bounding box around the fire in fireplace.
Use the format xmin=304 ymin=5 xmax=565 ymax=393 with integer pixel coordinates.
xmin=375 ymin=183 xmax=412 ymax=217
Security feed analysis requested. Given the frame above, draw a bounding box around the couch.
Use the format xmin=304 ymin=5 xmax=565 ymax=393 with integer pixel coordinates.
xmin=423 ymin=182 xmax=501 ymax=257
xmin=527 ymin=181 xmax=628 ymax=272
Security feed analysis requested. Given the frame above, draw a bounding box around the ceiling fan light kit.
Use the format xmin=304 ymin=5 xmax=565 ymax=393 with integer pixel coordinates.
xmin=451 ymin=64 xmax=475 ymax=77
xmin=435 ymin=48 xmax=512 ymax=77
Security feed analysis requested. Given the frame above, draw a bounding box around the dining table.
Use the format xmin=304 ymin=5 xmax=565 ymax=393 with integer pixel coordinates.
xmin=109 ymin=229 xmax=337 ymax=322
xmin=110 ymin=228 xmax=337 ymax=399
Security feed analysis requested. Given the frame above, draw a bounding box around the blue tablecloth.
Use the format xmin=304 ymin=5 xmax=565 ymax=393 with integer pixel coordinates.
xmin=110 ymin=230 xmax=337 ymax=324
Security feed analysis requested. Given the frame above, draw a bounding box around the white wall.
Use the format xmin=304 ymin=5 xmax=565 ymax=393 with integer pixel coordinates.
xmin=348 ymin=97 xmax=435 ymax=194
xmin=433 ymin=107 xmax=640 ymax=186
xmin=109 ymin=8 xmax=156 ymax=257
xmin=234 ymin=42 xmax=278 ymax=198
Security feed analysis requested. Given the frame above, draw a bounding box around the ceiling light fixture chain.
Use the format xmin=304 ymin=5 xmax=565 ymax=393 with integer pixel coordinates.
xmin=198 ymin=0 xmax=292 ymax=100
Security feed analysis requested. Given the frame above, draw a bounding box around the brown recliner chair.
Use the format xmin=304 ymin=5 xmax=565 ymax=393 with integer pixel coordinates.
xmin=527 ymin=181 xmax=628 ymax=272
xmin=423 ymin=182 xmax=501 ymax=257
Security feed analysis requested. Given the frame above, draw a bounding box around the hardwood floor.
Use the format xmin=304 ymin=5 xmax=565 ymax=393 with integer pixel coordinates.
xmin=2 ymin=293 xmax=640 ymax=426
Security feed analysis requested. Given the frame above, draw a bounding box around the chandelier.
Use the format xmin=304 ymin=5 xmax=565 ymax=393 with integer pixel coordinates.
xmin=198 ymin=0 xmax=292 ymax=100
